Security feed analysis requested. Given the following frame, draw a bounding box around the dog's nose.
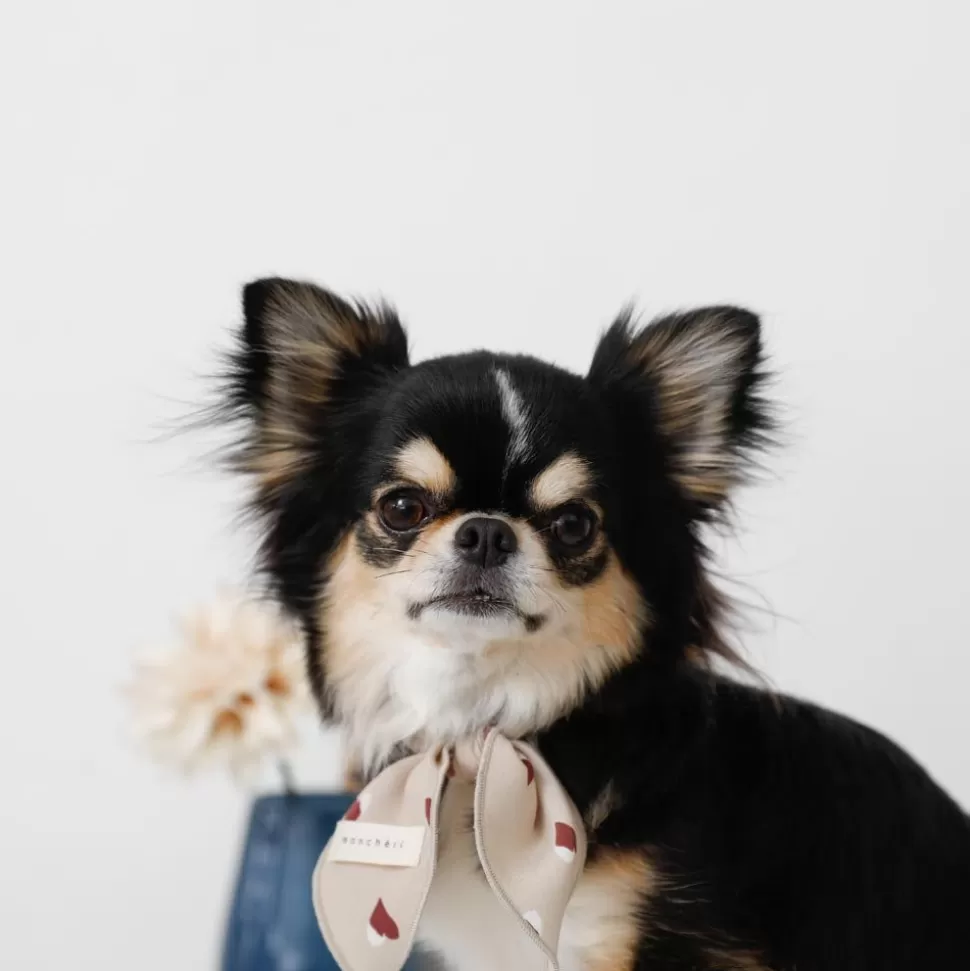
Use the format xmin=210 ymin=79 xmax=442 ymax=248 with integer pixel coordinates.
xmin=454 ymin=516 xmax=518 ymax=568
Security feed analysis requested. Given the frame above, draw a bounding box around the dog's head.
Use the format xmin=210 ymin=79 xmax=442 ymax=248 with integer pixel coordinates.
xmin=220 ymin=278 xmax=771 ymax=768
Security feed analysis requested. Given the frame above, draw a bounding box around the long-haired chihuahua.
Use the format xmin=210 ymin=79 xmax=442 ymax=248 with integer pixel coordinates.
xmin=214 ymin=278 xmax=970 ymax=971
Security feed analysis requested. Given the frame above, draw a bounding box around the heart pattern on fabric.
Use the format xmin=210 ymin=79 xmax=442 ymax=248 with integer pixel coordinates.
xmin=553 ymin=822 xmax=577 ymax=862
xmin=345 ymin=790 xmax=373 ymax=821
xmin=367 ymin=899 xmax=400 ymax=947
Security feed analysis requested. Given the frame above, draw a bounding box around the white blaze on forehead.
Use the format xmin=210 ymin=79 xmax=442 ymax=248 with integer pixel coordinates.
xmin=530 ymin=452 xmax=593 ymax=509
xmin=494 ymin=368 xmax=532 ymax=468
xmin=394 ymin=437 xmax=456 ymax=494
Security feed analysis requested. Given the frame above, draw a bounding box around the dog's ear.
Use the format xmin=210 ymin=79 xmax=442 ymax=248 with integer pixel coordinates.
xmin=587 ymin=305 xmax=772 ymax=514
xmin=222 ymin=277 xmax=409 ymax=502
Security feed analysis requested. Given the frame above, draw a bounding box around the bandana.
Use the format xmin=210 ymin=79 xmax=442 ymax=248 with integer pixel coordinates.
xmin=312 ymin=728 xmax=587 ymax=971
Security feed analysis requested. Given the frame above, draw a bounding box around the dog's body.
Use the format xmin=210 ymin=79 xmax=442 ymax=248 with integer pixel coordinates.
xmin=419 ymin=675 xmax=970 ymax=971
xmin=218 ymin=278 xmax=970 ymax=969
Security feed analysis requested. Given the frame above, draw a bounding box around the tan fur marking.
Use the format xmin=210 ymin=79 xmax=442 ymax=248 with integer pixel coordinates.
xmin=394 ymin=438 xmax=456 ymax=495
xmin=248 ymin=442 xmax=307 ymax=494
xmin=530 ymin=452 xmax=593 ymax=509
xmin=343 ymin=755 xmax=365 ymax=792
xmin=580 ymin=553 xmax=648 ymax=658
xmin=564 ymin=847 xmax=655 ymax=971
xmin=321 ymin=531 xmax=379 ymax=682
xmin=424 ymin=512 xmax=462 ymax=534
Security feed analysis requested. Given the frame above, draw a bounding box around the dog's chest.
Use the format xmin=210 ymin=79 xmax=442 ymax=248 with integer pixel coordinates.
xmin=416 ymin=779 xmax=612 ymax=971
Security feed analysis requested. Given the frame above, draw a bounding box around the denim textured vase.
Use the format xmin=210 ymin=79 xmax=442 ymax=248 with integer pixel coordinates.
xmin=222 ymin=794 xmax=432 ymax=971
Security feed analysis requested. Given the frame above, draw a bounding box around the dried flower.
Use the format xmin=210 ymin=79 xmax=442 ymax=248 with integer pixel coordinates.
xmin=128 ymin=592 xmax=312 ymax=779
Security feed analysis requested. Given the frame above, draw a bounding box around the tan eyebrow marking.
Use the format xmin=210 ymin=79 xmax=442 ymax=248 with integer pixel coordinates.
xmin=393 ymin=437 xmax=456 ymax=494
xmin=530 ymin=452 xmax=593 ymax=508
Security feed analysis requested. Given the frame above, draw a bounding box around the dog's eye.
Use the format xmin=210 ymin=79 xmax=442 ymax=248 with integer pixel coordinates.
xmin=550 ymin=504 xmax=597 ymax=551
xmin=378 ymin=491 xmax=431 ymax=532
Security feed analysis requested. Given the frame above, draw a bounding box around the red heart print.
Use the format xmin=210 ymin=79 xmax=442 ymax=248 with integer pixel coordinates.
xmin=344 ymin=790 xmax=371 ymax=820
xmin=521 ymin=757 xmax=535 ymax=785
xmin=554 ymin=822 xmax=577 ymax=862
xmin=367 ymin=898 xmax=400 ymax=947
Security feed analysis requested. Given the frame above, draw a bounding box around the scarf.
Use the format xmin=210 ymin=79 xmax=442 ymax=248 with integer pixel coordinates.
xmin=312 ymin=728 xmax=587 ymax=971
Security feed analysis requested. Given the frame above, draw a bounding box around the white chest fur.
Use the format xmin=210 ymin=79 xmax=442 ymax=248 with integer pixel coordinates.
xmin=417 ymin=777 xmax=632 ymax=971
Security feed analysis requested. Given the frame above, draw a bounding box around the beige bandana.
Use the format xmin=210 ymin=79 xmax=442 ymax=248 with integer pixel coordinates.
xmin=312 ymin=728 xmax=587 ymax=971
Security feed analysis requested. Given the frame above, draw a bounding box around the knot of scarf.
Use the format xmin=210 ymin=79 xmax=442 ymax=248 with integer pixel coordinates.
xmin=313 ymin=728 xmax=587 ymax=971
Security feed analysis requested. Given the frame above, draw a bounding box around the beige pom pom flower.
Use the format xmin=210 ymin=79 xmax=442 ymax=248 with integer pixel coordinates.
xmin=128 ymin=592 xmax=313 ymax=779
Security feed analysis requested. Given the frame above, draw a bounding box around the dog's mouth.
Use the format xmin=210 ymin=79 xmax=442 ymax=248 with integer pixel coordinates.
xmin=409 ymin=590 xmax=544 ymax=632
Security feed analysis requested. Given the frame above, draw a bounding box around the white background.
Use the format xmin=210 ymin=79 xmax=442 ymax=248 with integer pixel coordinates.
xmin=2 ymin=3 xmax=968 ymax=969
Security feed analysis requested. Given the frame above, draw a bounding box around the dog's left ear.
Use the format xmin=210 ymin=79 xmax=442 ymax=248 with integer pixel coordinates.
xmin=587 ymin=305 xmax=772 ymax=514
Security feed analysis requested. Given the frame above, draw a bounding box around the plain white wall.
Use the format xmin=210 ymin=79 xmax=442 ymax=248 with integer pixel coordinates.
xmin=2 ymin=2 xmax=968 ymax=968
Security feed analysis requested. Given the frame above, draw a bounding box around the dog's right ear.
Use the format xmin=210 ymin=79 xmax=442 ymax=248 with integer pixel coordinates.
xmin=222 ymin=277 xmax=409 ymax=502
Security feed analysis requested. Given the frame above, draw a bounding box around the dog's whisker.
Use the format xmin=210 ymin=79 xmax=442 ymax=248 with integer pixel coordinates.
xmin=375 ymin=569 xmax=412 ymax=580
xmin=363 ymin=546 xmax=427 ymax=558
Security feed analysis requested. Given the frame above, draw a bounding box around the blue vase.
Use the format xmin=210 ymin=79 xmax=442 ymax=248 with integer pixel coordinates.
xmin=222 ymin=794 xmax=434 ymax=971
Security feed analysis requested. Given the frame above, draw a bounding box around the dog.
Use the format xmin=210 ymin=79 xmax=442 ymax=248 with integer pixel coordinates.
xmin=216 ymin=277 xmax=970 ymax=970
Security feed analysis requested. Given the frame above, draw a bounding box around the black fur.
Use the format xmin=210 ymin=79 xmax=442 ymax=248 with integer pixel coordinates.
xmin=217 ymin=278 xmax=970 ymax=970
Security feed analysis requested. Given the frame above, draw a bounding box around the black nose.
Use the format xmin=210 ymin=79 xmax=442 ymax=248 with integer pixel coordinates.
xmin=454 ymin=516 xmax=518 ymax=568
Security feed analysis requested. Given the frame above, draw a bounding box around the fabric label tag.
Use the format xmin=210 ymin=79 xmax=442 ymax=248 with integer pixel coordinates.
xmin=328 ymin=821 xmax=426 ymax=868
